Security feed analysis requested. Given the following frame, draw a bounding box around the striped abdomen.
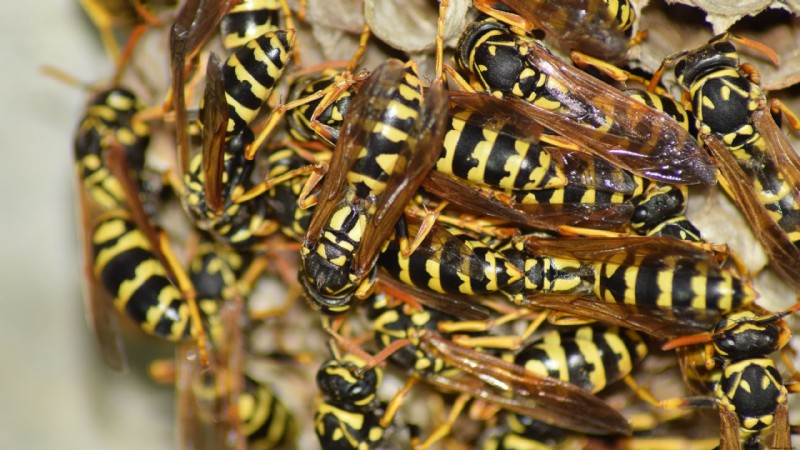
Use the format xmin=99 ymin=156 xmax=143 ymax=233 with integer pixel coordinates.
xmin=240 ymin=375 xmax=295 ymax=449
xmin=74 ymin=88 xmax=150 ymax=210
xmin=437 ymin=108 xmax=566 ymax=190
xmin=220 ymin=0 xmax=282 ymax=51
xmin=593 ymin=255 xmax=755 ymax=316
xmin=345 ymin=64 xmax=424 ymax=199
xmin=92 ymin=211 xmax=191 ymax=341
xmin=220 ymin=29 xmax=295 ymax=140
xmin=378 ymin=225 xmax=523 ymax=296
xmin=515 ymin=324 xmax=648 ymax=393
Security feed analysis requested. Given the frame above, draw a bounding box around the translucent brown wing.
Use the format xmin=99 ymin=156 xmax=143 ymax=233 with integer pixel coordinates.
xmin=75 ymin=167 xmax=128 ymax=372
xmin=170 ymin=0 xmax=235 ymax=175
xmin=353 ymin=77 xmax=449 ymax=274
xmin=376 ymin=273 xmax=491 ymax=321
xmin=423 ymin=170 xmax=633 ymax=231
xmin=520 ymin=234 xmax=723 ymax=268
xmin=755 ymin=108 xmax=800 ymax=205
xmin=173 ymin=0 xmax=236 ymax=62
xmin=702 ymin=130 xmax=800 ymax=288
xmin=717 ymin=407 xmax=741 ymax=450
xmin=450 ymin=51 xmax=716 ymax=186
xmin=176 ymin=296 xmax=245 ymax=450
xmin=420 ymin=332 xmax=632 ymax=436
xmin=487 ymin=0 xmax=630 ymax=61
xmin=447 ymin=97 xmax=636 ymax=194
xmin=521 ymin=294 xmax=717 ymax=339
xmin=201 ymin=53 xmax=228 ymax=214
xmin=551 ymin=148 xmax=637 ymax=194
xmin=302 ymin=61 xmax=393 ymax=246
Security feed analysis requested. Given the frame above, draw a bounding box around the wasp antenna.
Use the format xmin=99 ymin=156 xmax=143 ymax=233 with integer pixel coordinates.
xmin=661 ymin=332 xmax=713 ymax=351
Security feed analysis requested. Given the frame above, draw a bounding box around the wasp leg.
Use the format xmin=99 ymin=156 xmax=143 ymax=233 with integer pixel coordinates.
xmin=380 ymin=377 xmax=418 ymax=428
xmin=472 ymin=0 xmax=537 ymax=32
xmin=235 ymin=163 xmax=323 ymax=203
xmin=399 ymin=202 xmax=449 ymax=257
xmin=570 ymin=50 xmax=668 ymax=96
xmin=770 ymin=98 xmax=800 ymax=131
xmin=413 ymin=393 xmax=469 ymax=450
xmin=445 ymin=310 xmax=548 ymax=350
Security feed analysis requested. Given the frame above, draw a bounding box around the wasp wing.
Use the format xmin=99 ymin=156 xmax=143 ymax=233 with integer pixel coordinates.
xmin=302 ymin=62 xmax=388 ymax=247
xmin=488 ymin=0 xmax=630 ymax=61
xmin=353 ymin=76 xmax=449 ymax=274
xmin=75 ymin=169 xmax=128 ymax=372
xmin=521 ymin=294 xmax=717 ymax=338
xmin=421 ymin=332 xmax=632 ymax=436
xmin=447 ymin=96 xmax=636 ymax=194
xmin=521 ymin=234 xmax=724 ymax=268
xmin=377 ymin=273 xmax=491 ymax=321
xmin=201 ymin=53 xmax=228 ymax=214
xmin=423 ymin=170 xmax=633 ymax=231
xmin=703 ymin=129 xmax=800 ymax=289
xmin=452 ymin=44 xmax=716 ymax=185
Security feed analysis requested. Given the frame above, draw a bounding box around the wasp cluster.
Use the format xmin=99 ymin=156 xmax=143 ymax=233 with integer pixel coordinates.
xmin=71 ymin=0 xmax=800 ymax=449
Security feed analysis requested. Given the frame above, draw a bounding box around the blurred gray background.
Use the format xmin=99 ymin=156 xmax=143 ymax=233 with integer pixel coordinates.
xmin=0 ymin=2 xmax=175 ymax=448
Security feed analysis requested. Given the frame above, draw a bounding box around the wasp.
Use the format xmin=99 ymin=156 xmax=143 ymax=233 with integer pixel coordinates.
xmin=314 ymin=347 xmax=395 ymax=450
xmin=513 ymin=235 xmax=757 ymax=338
xmin=74 ymin=87 xmax=208 ymax=370
xmin=512 ymin=323 xmax=649 ymax=396
xmin=366 ymin=293 xmax=633 ymax=440
xmin=299 ymin=59 xmax=449 ymax=314
xmin=172 ymin=7 xmax=296 ymax=249
xmin=657 ymin=34 xmax=800 ymax=288
xmin=452 ymin=17 xmax=716 ymax=187
xmin=471 ymin=0 xmax=636 ymax=62
xmin=279 ymin=66 xmax=640 ymax=233
xmin=379 ymin=217 xmax=754 ymax=337
xmin=660 ymin=306 xmax=800 ymax=450
xmin=165 ymin=243 xmax=296 ymax=450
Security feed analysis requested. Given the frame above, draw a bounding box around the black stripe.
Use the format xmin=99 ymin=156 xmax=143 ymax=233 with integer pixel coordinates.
xmin=672 ymin=260 xmax=698 ymax=309
xmin=153 ymin=299 xmax=188 ymax=338
xmin=124 ymin=276 xmax=174 ymax=324
xmin=593 ymin=328 xmax=621 ymax=386
xmin=562 ymin=339 xmax=593 ymax=391
xmin=634 ymin=264 xmax=661 ymax=309
xmin=449 ymin=120 xmax=481 ymax=180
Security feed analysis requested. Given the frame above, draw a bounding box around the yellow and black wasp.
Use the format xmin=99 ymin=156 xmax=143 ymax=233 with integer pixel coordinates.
xmin=513 ymin=235 xmax=756 ymax=338
xmin=657 ymin=34 xmax=800 ymax=289
xmin=280 ymin=65 xmax=642 ymax=233
xmin=377 ymin=215 xmax=754 ymax=339
xmin=451 ymin=17 xmax=716 ymax=187
xmin=74 ymin=84 xmax=217 ymax=373
xmin=364 ymin=292 xmax=633 ymax=445
xmin=660 ymin=305 xmax=800 ymax=450
xmin=313 ymin=347 xmax=393 ymax=450
xmin=479 ymin=322 xmax=650 ymax=450
xmin=299 ymin=59 xmax=449 ymax=314
xmin=160 ymin=243 xmax=296 ymax=450
xmin=471 ymin=0 xmax=637 ymax=63
xmin=168 ymin=0 xmax=296 ymax=249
